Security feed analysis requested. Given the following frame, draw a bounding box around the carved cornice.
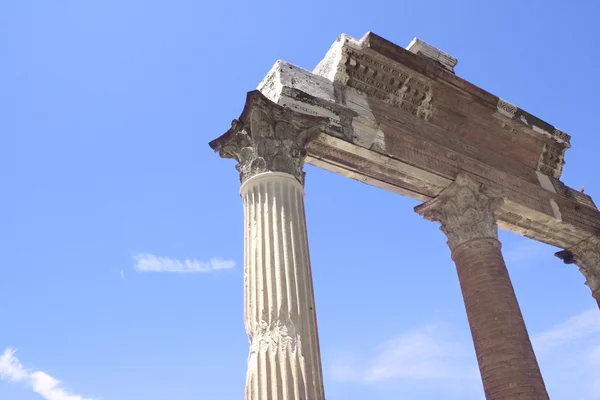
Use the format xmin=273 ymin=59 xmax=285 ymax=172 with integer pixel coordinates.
xmin=341 ymin=47 xmax=434 ymax=121
xmin=556 ymin=235 xmax=600 ymax=295
xmin=415 ymin=173 xmax=504 ymax=251
xmin=209 ymin=91 xmax=329 ymax=184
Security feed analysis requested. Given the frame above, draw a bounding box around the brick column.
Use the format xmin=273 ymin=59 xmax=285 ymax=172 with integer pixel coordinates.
xmin=415 ymin=174 xmax=549 ymax=400
xmin=209 ymin=91 xmax=327 ymax=400
xmin=555 ymin=235 xmax=600 ymax=310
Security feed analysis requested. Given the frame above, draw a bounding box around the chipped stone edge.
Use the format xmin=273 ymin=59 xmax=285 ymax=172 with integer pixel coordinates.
xmin=406 ymin=37 xmax=458 ymax=72
xmin=496 ymin=98 xmax=571 ymax=146
xmin=313 ymin=33 xmax=359 ymax=83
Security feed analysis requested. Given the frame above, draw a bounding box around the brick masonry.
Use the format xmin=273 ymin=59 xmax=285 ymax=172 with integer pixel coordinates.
xmin=452 ymin=238 xmax=549 ymax=400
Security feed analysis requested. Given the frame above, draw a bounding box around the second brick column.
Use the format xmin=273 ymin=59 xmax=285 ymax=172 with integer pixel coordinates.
xmin=415 ymin=173 xmax=549 ymax=400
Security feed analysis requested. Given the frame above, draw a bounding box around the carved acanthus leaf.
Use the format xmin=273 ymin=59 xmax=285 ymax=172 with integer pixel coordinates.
xmin=415 ymin=173 xmax=504 ymax=251
xmin=250 ymin=318 xmax=298 ymax=355
xmin=209 ymin=91 xmax=329 ymax=184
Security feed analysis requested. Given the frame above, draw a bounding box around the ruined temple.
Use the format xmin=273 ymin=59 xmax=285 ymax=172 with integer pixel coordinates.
xmin=209 ymin=32 xmax=600 ymax=399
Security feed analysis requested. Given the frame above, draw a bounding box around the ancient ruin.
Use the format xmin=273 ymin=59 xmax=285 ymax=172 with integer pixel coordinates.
xmin=209 ymin=32 xmax=600 ymax=399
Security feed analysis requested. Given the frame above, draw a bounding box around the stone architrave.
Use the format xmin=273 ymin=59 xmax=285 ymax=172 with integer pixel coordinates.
xmin=556 ymin=235 xmax=600 ymax=309
xmin=415 ymin=173 xmax=549 ymax=400
xmin=209 ymin=91 xmax=328 ymax=400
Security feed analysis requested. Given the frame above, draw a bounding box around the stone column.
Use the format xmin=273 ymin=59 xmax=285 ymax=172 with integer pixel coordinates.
xmin=209 ymin=91 xmax=327 ymax=400
xmin=415 ymin=174 xmax=549 ymax=400
xmin=555 ymin=235 xmax=600 ymax=310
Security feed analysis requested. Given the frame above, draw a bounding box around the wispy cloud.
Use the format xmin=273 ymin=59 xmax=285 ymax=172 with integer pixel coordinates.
xmin=0 ymin=348 xmax=28 ymax=382
xmin=329 ymin=310 xmax=600 ymax=399
xmin=530 ymin=308 xmax=600 ymax=399
xmin=365 ymin=324 xmax=478 ymax=382
xmin=134 ymin=253 xmax=235 ymax=273
xmin=0 ymin=348 xmax=94 ymax=400
xmin=330 ymin=324 xmax=479 ymax=385
xmin=532 ymin=308 xmax=600 ymax=352
xmin=587 ymin=344 xmax=600 ymax=392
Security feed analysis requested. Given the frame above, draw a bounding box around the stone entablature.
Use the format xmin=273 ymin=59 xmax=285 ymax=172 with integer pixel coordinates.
xmin=257 ymin=32 xmax=599 ymax=251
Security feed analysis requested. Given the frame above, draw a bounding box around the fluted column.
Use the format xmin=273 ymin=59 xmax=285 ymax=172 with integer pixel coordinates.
xmin=209 ymin=91 xmax=327 ymax=400
xmin=415 ymin=174 xmax=549 ymax=400
xmin=241 ymin=172 xmax=323 ymax=400
xmin=555 ymin=235 xmax=600 ymax=310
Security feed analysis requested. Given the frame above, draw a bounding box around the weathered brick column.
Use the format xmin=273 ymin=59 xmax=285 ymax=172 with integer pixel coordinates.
xmin=415 ymin=174 xmax=549 ymax=400
xmin=209 ymin=91 xmax=327 ymax=400
xmin=556 ymin=235 xmax=600 ymax=310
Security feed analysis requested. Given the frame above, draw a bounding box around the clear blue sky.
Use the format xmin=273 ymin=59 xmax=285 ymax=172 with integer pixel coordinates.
xmin=2 ymin=1 xmax=600 ymax=399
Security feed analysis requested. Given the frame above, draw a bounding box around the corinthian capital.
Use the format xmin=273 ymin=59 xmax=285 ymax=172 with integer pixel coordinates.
xmin=208 ymin=91 xmax=329 ymax=184
xmin=414 ymin=173 xmax=504 ymax=251
xmin=556 ymin=235 xmax=600 ymax=295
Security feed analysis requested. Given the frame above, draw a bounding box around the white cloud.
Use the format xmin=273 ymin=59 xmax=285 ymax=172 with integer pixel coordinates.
xmin=0 ymin=348 xmax=28 ymax=382
xmin=134 ymin=253 xmax=235 ymax=273
xmin=532 ymin=308 xmax=600 ymax=352
xmin=364 ymin=325 xmax=478 ymax=382
xmin=529 ymin=308 xmax=600 ymax=399
xmin=586 ymin=344 xmax=600 ymax=365
xmin=330 ymin=324 xmax=479 ymax=385
xmin=329 ymin=310 xmax=600 ymax=399
xmin=588 ymin=344 xmax=600 ymax=392
xmin=0 ymin=348 xmax=94 ymax=400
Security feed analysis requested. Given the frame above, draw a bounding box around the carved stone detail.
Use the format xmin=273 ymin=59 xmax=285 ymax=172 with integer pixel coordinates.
xmin=341 ymin=48 xmax=434 ymax=121
xmin=209 ymin=91 xmax=329 ymax=184
xmin=556 ymin=235 xmax=600 ymax=298
xmin=553 ymin=128 xmax=571 ymax=143
xmin=537 ymin=142 xmax=566 ymax=179
xmin=415 ymin=173 xmax=505 ymax=251
xmin=250 ymin=319 xmax=298 ymax=355
xmin=497 ymin=98 xmax=518 ymax=118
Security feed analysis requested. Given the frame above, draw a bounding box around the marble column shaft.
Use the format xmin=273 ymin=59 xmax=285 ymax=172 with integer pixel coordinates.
xmin=242 ymin=172 xmax=324 ymax=400
xmin=415 ymin=174 xmax=549 ymax=400
xmin=209 ymin=91 xmax=328 ymax=400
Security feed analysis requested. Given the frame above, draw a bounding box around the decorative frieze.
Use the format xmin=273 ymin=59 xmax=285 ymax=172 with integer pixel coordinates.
xmin=341 ymin=48 xmax=434 ymax=121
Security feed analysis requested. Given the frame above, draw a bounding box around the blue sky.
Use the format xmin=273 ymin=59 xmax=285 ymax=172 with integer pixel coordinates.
xmin=2 ymin=1 xmax=600 ymax=399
